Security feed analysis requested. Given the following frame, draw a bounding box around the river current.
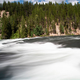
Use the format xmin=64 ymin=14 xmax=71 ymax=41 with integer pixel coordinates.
xmin=0 ymin=35 xmax=80 ymax=80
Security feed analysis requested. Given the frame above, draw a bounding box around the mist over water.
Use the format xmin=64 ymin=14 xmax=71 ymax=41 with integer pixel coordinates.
xmin=0 ymin=35 xmax=80 ymax=80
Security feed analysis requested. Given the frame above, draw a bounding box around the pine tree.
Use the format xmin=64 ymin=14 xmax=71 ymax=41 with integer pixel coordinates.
xmin=3 ymin=1 xmax=6 ymax=10
xmin=1 ymin=16 xmax=12 ymax=39
xmin=21 ymin=15 xmax=27 ymax=38
xmin=60 ymin=23 xmax=64 ymax=34
xmin=52 ymin=22 xmax=56 ymax=33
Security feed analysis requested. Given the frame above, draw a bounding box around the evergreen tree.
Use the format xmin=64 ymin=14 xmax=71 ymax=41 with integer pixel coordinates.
xmin=34 ymin=25 xmax=44 ymax=36
xmin=1 ymin=1 xmax=80 ymax=39
xmin=3 ymin=1 xmax=6 ymax=10
xmin=21 ymin=15 xmax=27 ymax=38
xmin=60 ymin=23 xmax=64 ymax=34
xmin=1 ymin=16 xmax=12 ymax=39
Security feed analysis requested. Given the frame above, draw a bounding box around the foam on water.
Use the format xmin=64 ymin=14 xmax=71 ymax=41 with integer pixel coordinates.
xmin=0 ymin=37 xmax=80 ymax=80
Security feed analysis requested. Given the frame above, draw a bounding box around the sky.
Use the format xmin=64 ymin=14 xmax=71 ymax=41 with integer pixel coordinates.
xmin=0 ymin=0 xmax=80 ymax=5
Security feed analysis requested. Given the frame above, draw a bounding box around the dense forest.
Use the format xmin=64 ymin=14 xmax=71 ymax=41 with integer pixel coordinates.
xmin=0 ymin=1 xmax=80 ymax=39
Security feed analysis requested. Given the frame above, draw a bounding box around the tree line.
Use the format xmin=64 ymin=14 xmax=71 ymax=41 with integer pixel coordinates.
xmin=0 ymin=1 xmax=80 ymax=39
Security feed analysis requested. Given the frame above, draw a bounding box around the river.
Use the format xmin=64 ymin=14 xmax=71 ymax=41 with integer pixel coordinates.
xmin=0 ymin=35 xmax=80 ymax=80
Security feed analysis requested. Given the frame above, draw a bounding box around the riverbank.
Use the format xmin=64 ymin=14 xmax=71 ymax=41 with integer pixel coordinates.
xmin=0 ymin=22 xmax=80 ymax=39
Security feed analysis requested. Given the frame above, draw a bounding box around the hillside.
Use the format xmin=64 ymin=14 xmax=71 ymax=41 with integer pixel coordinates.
xmin=49 ymin=23 xmax=80 ymax=36
xmin=0 ymin=1 xmax=80 ymax=39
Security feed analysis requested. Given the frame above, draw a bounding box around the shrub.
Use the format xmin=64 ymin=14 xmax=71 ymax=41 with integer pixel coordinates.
xmin=34 ymin=25 xmax=44 ymax=36
xmin=45 ymin=28 xmax=49 ymax=35
xmin=60 ymin=24 xmax=64 ymax=34
xmin=31 ymin=31 xmax=34 ymax=37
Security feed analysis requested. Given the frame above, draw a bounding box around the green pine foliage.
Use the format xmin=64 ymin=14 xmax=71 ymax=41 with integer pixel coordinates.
xmin=45 ymin=28 xmax=49 ymax=35
xmin=60 ymin=24 xmax=64 ymax=34
xmin=1 ymin=16 xmax=12 ymax=39
xmin=1 ymin=1 xmax=80 ymax=39
xmin=21 ymin=15 xmax=27 ymax=38
xmin=34 ymin=25 xmax=44 ymax=36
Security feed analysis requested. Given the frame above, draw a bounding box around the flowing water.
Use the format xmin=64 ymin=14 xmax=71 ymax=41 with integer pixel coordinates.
xmin=0 ymin=35 xmax=80 ymax=80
